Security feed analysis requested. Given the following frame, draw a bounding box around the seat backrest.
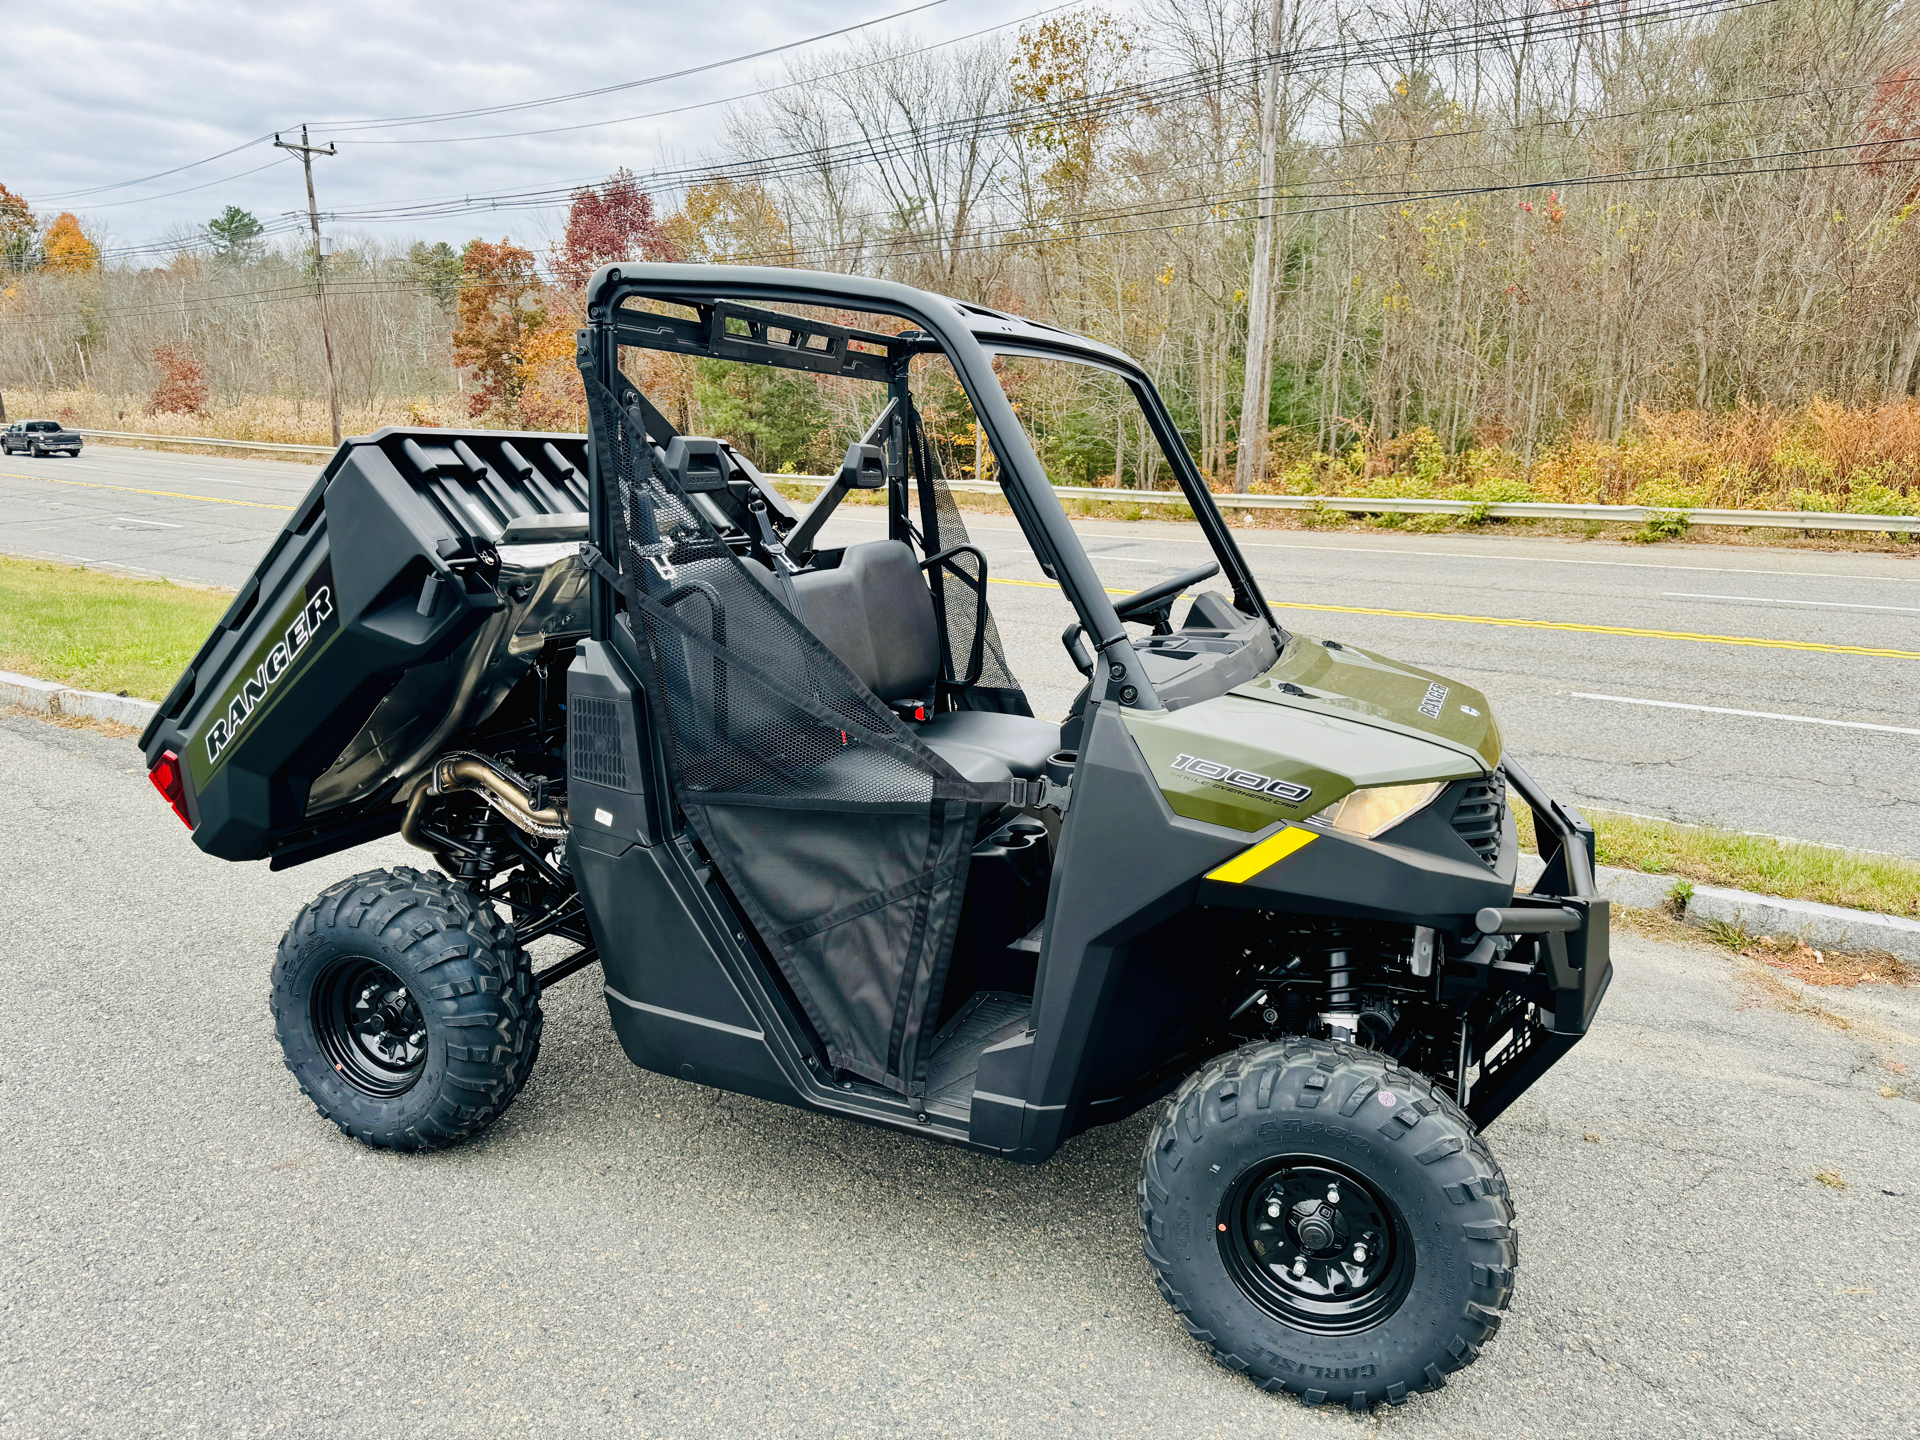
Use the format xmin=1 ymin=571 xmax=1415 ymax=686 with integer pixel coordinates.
xmin=791 ymin=541 xmax=940 ymax=702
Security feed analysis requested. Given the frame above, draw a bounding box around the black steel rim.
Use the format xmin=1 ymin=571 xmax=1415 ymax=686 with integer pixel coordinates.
xmin=312 ymin=957 xmax=427 ymax=1097
xmin=1217 ymin=1155 xmax=1415 ymax=1335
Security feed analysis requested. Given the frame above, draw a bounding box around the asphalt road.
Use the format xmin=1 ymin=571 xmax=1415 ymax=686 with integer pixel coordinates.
xmin=2 ymin=715 xmax=1916 ymax=1438
xmin=1 ymin=446 xmax=1916 ymax=854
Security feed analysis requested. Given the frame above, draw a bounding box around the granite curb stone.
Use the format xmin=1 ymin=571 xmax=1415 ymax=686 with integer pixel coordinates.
xmin=1518 ymin=852 xmax=1918 ymax=963
xmin=0 ymin=668 xmax=161 ymax=729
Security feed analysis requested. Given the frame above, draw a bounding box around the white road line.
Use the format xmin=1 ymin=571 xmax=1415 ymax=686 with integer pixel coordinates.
xmin=112 ymin=516 xmax=182 ymax=528
xmin=1572 ymin=691 xmax=1919 ymax=735
xmin=1662 ymin=591 xmax=1919 ymax=612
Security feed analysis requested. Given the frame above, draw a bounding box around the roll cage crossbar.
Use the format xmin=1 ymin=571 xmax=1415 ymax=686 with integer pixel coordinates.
xmin=578 ymin=263 xmax=1280 ymax=716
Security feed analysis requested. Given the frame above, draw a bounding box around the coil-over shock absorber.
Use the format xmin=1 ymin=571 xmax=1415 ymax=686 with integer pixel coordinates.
xmin=453 ymin=801 xmax=507 ymax=887
xmin=1317 ymin=927 xmax=1360 ymax=1043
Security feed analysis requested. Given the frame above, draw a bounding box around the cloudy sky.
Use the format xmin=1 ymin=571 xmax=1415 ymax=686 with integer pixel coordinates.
xmin=4 ymin=0 xmax=1054 ymax=260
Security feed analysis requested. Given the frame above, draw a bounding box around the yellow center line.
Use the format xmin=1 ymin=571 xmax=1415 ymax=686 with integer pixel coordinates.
xmin=1 ymin=470 xmax=295 ymax=511
xmin=986 ymin=576 xmax=1918 ymax=659
xmin=1266 ymin=598 xmax=1918 ymax=658
xmin=5 ymin=471 xmax=1907 ymax=659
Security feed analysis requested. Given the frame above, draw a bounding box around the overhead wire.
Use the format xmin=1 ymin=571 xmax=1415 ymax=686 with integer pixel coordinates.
xmin=13 ymin=139 xmax=1906 ymax=324
xmin=22 ymin=0 xmax=955 ymax=210
xmin=298 ymin=0 xmax=1793 ymax=231
xmin=307 ymin=0 xmax=953 ymax=133
xmin=336 ymin=2 xmax=1084 ymax=146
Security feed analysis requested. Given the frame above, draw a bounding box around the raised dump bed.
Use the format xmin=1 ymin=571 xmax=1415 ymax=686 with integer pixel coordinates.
xmin=139 ymin=427 xmax=592 ymax=866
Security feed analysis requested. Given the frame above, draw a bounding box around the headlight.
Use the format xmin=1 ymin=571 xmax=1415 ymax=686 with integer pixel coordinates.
xmin=1311 ymin=781 xmax=1445 ymax=838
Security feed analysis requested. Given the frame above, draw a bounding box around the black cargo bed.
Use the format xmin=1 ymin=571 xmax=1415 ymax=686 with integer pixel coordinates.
xmin=138 ymin=427 xmax=590 ymax=864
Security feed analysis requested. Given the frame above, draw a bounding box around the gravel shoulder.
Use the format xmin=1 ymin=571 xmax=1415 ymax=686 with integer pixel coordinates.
xmin=1 ymin=713 xmax=1915 ymax=1439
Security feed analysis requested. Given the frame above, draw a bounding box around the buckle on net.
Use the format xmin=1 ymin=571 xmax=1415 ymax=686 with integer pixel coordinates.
xmin=633 ymin=540 xmax=677 ymax=583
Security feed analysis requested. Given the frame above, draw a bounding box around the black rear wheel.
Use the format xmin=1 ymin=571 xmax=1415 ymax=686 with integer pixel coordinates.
xmin=1139 ymin=1038 xmax=1516 ymax=1410
xmin=271 ymin=867 xmax=542 ymax=1150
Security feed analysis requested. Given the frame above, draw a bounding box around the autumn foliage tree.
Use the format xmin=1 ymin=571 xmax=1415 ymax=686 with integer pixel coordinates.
xmin=42 ymin=213 xmax=99 ymax=274
xmin=149 ymin=343 xmax=208 ymax=414
xmin=553 ymin=168 xmax=676 ymax=287
xmin=665 ymin=177 xmax=794 ymax=264
xmin=0 ymin=183 xmax=36 ymax=273
xmin=452 ymin=238 xmax=543 ymax=418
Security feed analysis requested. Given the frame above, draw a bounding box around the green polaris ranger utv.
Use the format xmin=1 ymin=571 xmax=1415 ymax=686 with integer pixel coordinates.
xmin=140 ymin=263 xmax=1609 ymax=1408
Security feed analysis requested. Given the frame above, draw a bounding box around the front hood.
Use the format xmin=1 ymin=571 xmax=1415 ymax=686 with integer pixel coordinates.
xmin=1120 ymin=633 xmax=1501 ymax=832
xmin=1233 ymin=634 xmax=1501 ymax=770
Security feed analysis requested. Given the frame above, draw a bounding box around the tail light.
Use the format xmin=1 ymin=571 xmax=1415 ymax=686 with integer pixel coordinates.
xmin=148 ymin=750 xmax=191 ymax=828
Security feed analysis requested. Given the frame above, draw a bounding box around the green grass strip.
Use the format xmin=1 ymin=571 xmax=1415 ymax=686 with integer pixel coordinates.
xmin=0 ymin=556 xmax=231 ymax=704
xmin=1515 ymin=803 xmax=1917 ymax=917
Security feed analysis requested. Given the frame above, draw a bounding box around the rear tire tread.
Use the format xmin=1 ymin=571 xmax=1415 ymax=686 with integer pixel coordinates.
xmin=270 ymin=866 xmax=542 ymax=1151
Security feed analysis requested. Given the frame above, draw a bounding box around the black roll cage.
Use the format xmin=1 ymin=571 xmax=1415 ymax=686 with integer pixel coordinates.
xmin=579 ymin=262 xmax=1280 ymax=713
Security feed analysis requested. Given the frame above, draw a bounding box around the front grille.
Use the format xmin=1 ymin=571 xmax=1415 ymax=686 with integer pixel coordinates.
xmin=1450 ymin=771 xmax=1507 ymax=869
xmin=569 ymin=695 xmax=626 ymax=788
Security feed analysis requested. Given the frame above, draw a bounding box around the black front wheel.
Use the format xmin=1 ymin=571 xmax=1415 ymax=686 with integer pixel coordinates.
xmin=271 ymin=867 xmax=542 ymax=1150
xmin=1140 ymin=1038 xmax=1516 ymax=1410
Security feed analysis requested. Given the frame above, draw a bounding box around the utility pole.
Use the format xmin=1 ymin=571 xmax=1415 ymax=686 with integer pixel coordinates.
xmin=274 ymin=125 xmax=342 ymax=445
xmin=1233 ymin=0 xmax=1287 ymax=495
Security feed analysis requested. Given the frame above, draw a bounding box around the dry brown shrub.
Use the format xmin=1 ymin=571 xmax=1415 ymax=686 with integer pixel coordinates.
xmin=147 ymin=344 xmax=208 ymax=415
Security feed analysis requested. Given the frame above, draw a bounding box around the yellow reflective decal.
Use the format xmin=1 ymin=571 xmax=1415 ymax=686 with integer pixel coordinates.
xmin=1206 ymin=825 xmax=1319 ymax=884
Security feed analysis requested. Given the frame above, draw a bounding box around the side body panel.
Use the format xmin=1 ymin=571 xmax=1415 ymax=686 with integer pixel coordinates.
xmin=972 ymin=702 xmax=1247 ymax=1157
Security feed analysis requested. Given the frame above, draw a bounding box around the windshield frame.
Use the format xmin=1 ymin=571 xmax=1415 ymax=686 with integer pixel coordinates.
xmin=585 ymin=262 xmax=1278 ymax=713
xmin=976 ymin=339 xmax=1275 ymax=628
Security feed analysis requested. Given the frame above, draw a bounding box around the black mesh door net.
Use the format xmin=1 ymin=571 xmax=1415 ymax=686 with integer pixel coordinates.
xmin=580 ymin=369 xmax=1026 ymax=1096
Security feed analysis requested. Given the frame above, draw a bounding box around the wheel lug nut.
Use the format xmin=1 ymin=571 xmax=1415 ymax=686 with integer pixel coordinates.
xmin=1326 ymin=1186 xmax=1341 ymax=1204
xmin=1292 ymin=1257 xmax=1306 ymax=1276
xmin=1266 ymin=1201 xmax=1282 ymax=1219
xmin=1353 ymin=1244 xmax=1367 ymax=1262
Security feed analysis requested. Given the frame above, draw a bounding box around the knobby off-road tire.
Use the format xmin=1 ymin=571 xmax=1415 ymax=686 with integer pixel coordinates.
xmin=271 ymin=866 xmax=543 ymax=1150
xmin=1139 ymin=1038 xmax=1516 ymax=1410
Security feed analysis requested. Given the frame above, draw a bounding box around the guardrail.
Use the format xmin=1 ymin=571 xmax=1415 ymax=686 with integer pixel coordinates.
xmin=76 ymin=428 xmax=335 ymax=455
xmin=777 ymin=475 xmax=1917 ymax=533
xmin=66 ymin=430 xmax=1914 ymax=532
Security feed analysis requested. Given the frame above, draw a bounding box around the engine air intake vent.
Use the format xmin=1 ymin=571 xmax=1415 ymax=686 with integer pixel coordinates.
xmin=569 ymin=695 xmax=626 ymax=788
xmin=1450 ymin=771 xmax=1506 ymax=869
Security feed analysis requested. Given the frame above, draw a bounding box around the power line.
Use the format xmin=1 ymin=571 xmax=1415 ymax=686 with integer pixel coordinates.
xmin=81 ymin=157 xmax=297 ymax=211
xmin=299 ymin=0 xmax=1790 ymax=232
xmin=22 ymin=1 xmax=951 ymax=212
xmin=70 ymin=64 xmax=1893 ymax=269
xmin=337 ymin=2 xmax=1082 ymax=147
xmin=33 ymin=136 xmax=279 ymax=205
xmin=11 ymin=140 xmax=1906 ymax=324
xmin=310 ymin=0 xmax=951 ymax=134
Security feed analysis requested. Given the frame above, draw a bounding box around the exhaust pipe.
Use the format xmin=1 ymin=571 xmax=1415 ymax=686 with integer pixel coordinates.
xmin=402 ymin=751 xmax=567 ymax=851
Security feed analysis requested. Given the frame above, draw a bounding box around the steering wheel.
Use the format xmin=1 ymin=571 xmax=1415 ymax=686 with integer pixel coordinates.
xmin=1061 ymin=560 xmax=1224 ymax=674
xmin=1113 ymin=562 xmax=1221 ymax=630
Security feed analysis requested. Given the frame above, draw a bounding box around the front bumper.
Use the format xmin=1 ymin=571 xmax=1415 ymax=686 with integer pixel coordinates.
xmin=1501 ymin=759 xmax=1612 ymax=1036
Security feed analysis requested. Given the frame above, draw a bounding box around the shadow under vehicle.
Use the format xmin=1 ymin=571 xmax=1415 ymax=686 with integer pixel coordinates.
xmin=140 ymin=263 xmax=1610 ymax=1408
